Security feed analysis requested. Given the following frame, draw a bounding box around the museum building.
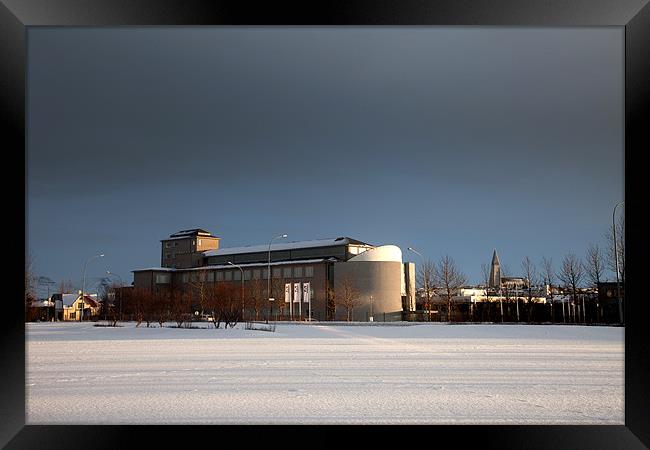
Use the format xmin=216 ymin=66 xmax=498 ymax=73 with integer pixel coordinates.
xmin=132 ymin=229 xmax=416 ymax=321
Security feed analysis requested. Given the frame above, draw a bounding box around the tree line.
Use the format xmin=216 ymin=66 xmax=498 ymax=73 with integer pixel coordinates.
xmin=414 ymin=215 xmax=625 ymax=324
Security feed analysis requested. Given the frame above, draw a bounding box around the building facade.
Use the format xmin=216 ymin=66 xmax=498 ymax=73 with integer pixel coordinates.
xmin=132 ymin=229 xmax=416 ymax=321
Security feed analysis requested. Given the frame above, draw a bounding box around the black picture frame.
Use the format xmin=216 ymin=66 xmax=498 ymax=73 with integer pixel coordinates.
xmin=4 ymin=1 xmax=648 ymax=448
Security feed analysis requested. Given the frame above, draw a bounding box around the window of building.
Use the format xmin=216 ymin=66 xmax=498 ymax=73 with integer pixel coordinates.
xmin=70 ymin=312 xmax=76 ymax=319
xmin=283 ymin=267 xmax=292 ymax=278
xmin=252 ymin=269 xmax=261 ymax=280
xmin=216 ymin=271 xmax=224 ymax=281
xmin=305 ymin=266 xmax=314 ymax=278
xmin=181 ymin=273 xmax=189 ymax=283
xmin=198 ymin=239 xmax=202 ymax=246
xmin=190 ymin=273 xmax=198 ymax=282
xmin=243 ymin=270 xmax=251 ymax=281
xmin=192 ymin=240 xmax=196 ymax=246
xmin=207 ymin=272 xmax=215 ymax=282
xmin=262 ymin=269 xmax=268 ymax=280
xmin=273 ymin=268 xmax=281 ymax=278
xmin=294 ymin=266 xmax=303 ymax=278
xmin=155 ymin=273 xmax=171 ymax=284
xmin=174 ymin=241 xmax=178 ymax=247
xmin=225 ymin=271 xmax=233 ymax=281
xmin=165 ymin=242 xmax=171 ymax=248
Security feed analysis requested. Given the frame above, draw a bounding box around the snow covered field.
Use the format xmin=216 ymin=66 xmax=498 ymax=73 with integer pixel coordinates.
xmin=26 ymin=322 xmax=624 ymax=424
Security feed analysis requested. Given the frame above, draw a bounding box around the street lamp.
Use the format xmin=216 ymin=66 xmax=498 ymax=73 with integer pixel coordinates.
xmin=106 ymin=270 xmax=124 ymax=322
xmin=613 ymin=201 xmax=624 ymax=325
xmin=228 ymin=261 xmax=245 ymax=322
xmin=268 ymin=234 xmax=287 ymax=322
xmin=407 ymin=247 xmax=429 ymax=322
xmin=81 ymin=253 xmax=104 ymax=322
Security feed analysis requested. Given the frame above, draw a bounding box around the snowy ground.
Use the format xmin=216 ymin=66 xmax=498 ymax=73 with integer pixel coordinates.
xmin=26 ymin=322 xmax=624 ymax=424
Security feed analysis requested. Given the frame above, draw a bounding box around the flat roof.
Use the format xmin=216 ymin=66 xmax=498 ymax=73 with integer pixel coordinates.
xmin=203 ymin=237 xmax=371 ymax=257
xmin=132 ymin=258 xmax=334 ymax=273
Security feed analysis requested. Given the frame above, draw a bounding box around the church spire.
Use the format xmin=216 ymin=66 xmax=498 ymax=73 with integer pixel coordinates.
xmin=489 ymin=249 xmax=501 ymax=288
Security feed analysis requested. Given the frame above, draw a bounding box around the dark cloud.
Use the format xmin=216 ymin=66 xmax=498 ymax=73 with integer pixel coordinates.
xmin=27 ymin=27 xmax=623 ymax=286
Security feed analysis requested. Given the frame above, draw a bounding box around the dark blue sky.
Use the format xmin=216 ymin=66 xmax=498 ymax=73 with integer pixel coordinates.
xmin=27 ymin=27 xmax=624 ymax=294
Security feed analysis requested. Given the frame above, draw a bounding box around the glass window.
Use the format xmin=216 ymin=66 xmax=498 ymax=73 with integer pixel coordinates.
xmin=261 ymin=268 xmax=268 ymax=279
xmin=207 ymin=272 xmax=215 ymax=282
xmin=225 ymin=271 xmax=232 ymax=281
xmin=181 ymin=273 xmax=189 ymax=283
xmin=155 ymin=273 xmax=171 ymax=284
xmin=305 ymin=266 xmax=314 ymax=278
xmin=233 ymin=270 xmax=241 ymax=281
xmin=198 ymin=239 xmax=202 ymax=246
xmin=283 ymin=267 xmax=292 ymax=278
xmin=243 ymin=270 xmax=251 ymax=281
xmin=294 ymin=266 xmax=303 ymax=278
xmin=216 ymin=271 xmax=224 ymax=281
xmin=174 ymin=241 xmax=178 ymax=247
xmin=252 ymin=269 xmax=261 ymax=280
xmin=273 ymin=268 xmax=281 ymax=278
xmin=165 ymin=242 xmax=170 ymax=248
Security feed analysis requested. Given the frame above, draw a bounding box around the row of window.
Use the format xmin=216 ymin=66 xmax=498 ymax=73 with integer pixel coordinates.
xmin=154 ymin=266 xmax=314 ymax=284
xmin=164 ymin=239 xmax=198 ymax=249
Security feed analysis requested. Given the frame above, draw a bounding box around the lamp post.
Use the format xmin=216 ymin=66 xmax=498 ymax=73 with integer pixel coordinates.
xmin=81 ymin=253 xmax=104 ymax=322
xmin=407 ymin=247 xmax=429 ymax=322
xmin=106 ymin=270 xmax=123 ymax=322
xmin=228 ymin=262 xmax=244 ymax=322
xmin=613 ymin=201 xmax=624 ymax=325
xmin=267 ymin=234 xmax=287 ymax=322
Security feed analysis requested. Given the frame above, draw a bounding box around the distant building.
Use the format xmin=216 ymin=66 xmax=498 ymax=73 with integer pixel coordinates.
xmin=488 ymin=249 xmax=529 ymax=291
xmin=51 ymin=293 xmax=100 ymax=321
xmin=132 ymin=228 xmax=416 ymax=321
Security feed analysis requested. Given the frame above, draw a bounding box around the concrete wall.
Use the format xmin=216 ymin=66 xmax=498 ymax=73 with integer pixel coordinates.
xmin=333 ymin=260 xmax=403 ymax=321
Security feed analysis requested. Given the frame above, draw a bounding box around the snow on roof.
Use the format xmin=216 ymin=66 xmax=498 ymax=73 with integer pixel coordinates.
xmin=132 ymin=258 xmax=332 ymax=273
xmin=168 ymin=228 xmax=213 ymax=238
xmin=203 ymin=237 xmax=370 ymax=257
xmin=132 ymin=267 xmax=177 ymax=272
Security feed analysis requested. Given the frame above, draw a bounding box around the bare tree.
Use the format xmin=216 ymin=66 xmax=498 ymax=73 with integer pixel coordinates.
xmin=25 ymin=254 xmax=37 ymax=314
xmin=188 ymin=269 xmax=211 ymax=317
xmin=585 ymin=243 xmax=605 ymax=323
xmin=481 ymin=263 xmax=497 ymax=322
xmin=270 ymin=277 xmax=285 ymax=320
xmin=501 ymin=264 xmax=515 ymax=322
xmin=418 ymin=259 xmax=437 ymax=321
xmin=337 ymin=275 xmax=361 ymax=322
xmin=220 ymin=282 xmax=241 ymax=328
xmin=433 ymin=255 xmax=467 ymax=322
xmin=521 ymin=256 xmax=538 ymax=322
xmin=541 ymin=256 xmax=555 ymax=322
xmin=130 ymin=288 xmax=149 ymax=327
xmin=558 ymin=254 xmax=584 ymax=323
xmin=170 ymin=289 xmax=192 ymax=328
xmin=605 ymin=214 xmax=625 ymax=286
xmin=247 ymin=278 xmax=266 ymax=321
xmin=155 ymin=288 xmax=172 ymax=327
xmin=326 ymin=286 xmax=337 ymax=321
xmin=585 ymin=243 xmax=605 ymax=287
